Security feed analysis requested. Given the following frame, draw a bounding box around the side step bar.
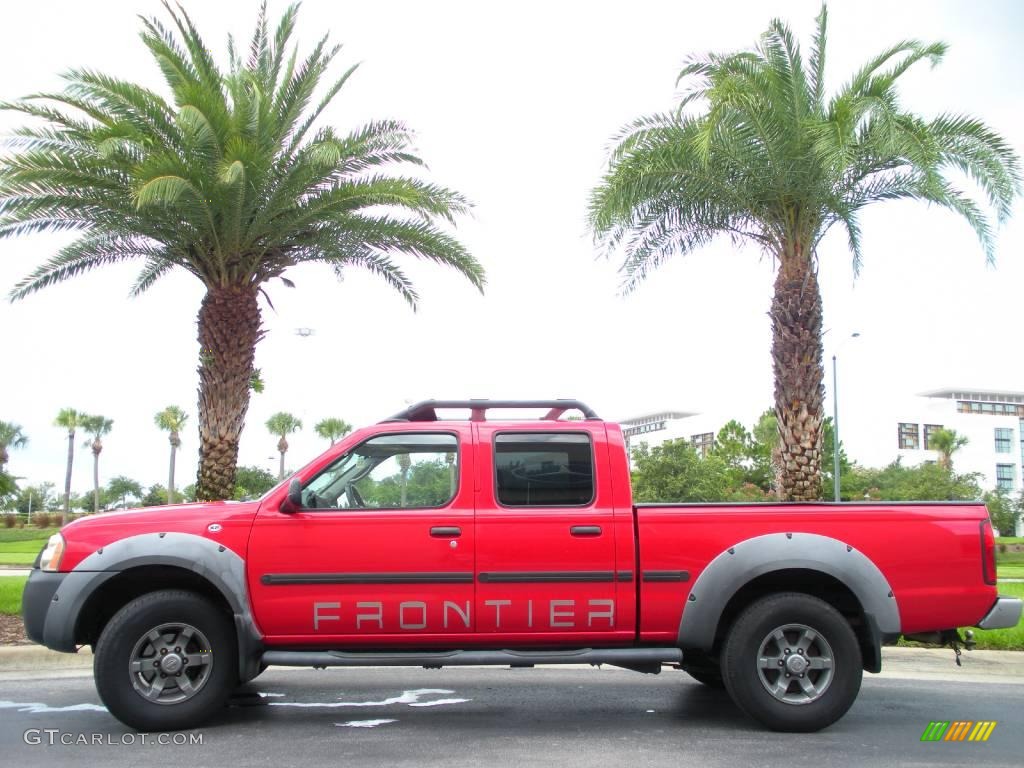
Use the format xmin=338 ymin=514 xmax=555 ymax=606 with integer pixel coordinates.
xmin=261 ymin=647 xmax=683 ymax=671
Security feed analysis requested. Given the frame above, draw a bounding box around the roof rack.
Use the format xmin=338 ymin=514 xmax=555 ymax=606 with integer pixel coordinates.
xmin=383 ymin=399 xmax=601 ymax=423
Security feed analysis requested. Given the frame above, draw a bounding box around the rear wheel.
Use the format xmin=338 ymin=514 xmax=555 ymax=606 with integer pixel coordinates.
xmin=94 ymin=589 xmax=236 ymax=731
xmin=721 ymin=592 xmax=862 ymax=732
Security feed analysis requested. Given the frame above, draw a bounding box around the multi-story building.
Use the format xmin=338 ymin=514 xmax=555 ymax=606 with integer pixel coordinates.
xmin=889 ymin=389 xmax=1023 ymax=495
xmin=620 ymin=388 xmax=1024 ymax=535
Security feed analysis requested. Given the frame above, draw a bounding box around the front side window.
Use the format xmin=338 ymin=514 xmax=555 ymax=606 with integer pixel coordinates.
xmin=301 ymin=433 xmax=458 ymax=509
xmin=495 ymin=433 xmax=594 ymax=507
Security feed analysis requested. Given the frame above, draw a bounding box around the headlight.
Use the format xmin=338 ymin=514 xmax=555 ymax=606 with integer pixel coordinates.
xmin=39 ymin=533 xmax=65 ymax=572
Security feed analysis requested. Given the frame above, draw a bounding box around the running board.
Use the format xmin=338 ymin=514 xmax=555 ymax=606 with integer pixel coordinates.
xmin=261 ymin=647 xmax=683 ymax=672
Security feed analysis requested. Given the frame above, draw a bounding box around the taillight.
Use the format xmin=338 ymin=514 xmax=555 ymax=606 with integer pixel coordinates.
xmin=980 ymin=519 xmax=997 ymax=586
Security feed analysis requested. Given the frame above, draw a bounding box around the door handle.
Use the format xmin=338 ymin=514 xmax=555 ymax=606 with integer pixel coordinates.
xmin=570 ymin=525 xmax=602 ymax=537
xmin=430 ymin=526 xmax=462 ymax=537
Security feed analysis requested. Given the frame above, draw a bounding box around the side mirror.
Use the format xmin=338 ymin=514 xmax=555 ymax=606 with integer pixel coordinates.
xmin=280 ymin=478 xmax=303 ymax=514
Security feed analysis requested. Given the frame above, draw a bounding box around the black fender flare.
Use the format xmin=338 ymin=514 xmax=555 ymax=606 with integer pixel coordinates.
xmin=44 ymin=532 xmax=263 ymax=681
xmin=677 ymin=532 xmax=901 ymax=654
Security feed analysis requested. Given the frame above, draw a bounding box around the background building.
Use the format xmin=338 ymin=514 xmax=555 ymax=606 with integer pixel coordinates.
xmin=621 ymin=388 xmax=1024 ymax=534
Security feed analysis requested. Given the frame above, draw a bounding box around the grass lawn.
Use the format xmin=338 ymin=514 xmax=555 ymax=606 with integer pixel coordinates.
xmin=997 ymin=564 xmax=1024 ymax=579
xmin=0 ymin=538 xmax=48 ymax=566
xmin=0 ymin=576 xmax=28 ymax=615
xmin=965 ymin=581 xmax=1024 ymax=651
xmin=997 ymin=537 xmax=1024 ymax=545
xmin=0 ymin=527 xmax=60 ymax=542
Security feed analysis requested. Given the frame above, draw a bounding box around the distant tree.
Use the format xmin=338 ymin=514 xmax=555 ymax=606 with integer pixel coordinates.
xmin=154 ymin=406 xmax=188 ymax=503
xmin=631 ymin=439 xmax=731 ymax=502
xmin=11 ymin=482 xmax=56 ymax=517
xmin=141 ymin=484 xmax=169 ymax=508
xmin=928 ymin=428 xmax=969 ymax=470
xmin=844 ymin=458 xmax=981 ymax=501
xmin=106 ymin=476 xmax=143 ymax=510
xmin=233 ymin=465 xmax=277 ymax=501
xmin=984 ymin=489 xmax=1022 ymax=537
xmin=314 ymin=418 xmax=352 ymax=446
xmin=0 ymin=421 xmax=28 ymax=471
xmin=54 ymin=408 xmax=84 ymax=525
xmin=0 ymin=469 xmax=17 ymax=501
xmin=80 ymin=414 xmax=113 ymax=514
xmin=266 ymin=412 xmax=303 ymax=480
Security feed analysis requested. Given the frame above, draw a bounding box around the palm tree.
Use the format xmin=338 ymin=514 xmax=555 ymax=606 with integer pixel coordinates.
xmin=80 ymin=414 xmax=113 ymax=514
xmin=266 ymin=412 xmax=302 ymax=480
xmin=397 ymin=452 xmax=412 ymax=507
xmin=0 ymin=421 xmax=28 ymax=471
xmin=314 ymin=417 xmax=352 ymax=446
xmin=1 ymin=3 xmax=483 ymax=501
xmin=929 ymin=428 xmax=968 ymax=471
xmin=54 ymin=408 xmax=84 ymax=525
xmin=155 ymin=406 xmax=189 ymax=504
xmin=588 ymin=7 xmax=1019 ymax=501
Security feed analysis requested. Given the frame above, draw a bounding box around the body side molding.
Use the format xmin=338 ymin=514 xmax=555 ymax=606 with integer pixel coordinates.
xmin=677 ymin=532 xmax=901 ymax=651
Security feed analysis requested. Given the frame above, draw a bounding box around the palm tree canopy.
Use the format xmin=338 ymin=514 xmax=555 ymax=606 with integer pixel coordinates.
xmin=588 ymin=5 xmax=1020 ymax=290
xmin=155 ymin=405 xmax=189 ymax=433
xmin=266 ymin=411 xmax=302 ymax=438
xmin=929 ymin=427 xmax=968 ymax=467
xmin=1 ymin=1 xmax=484 ymax=304
xmin=0 ymin=421 xmax=28 ymax=450
xmin=80 ymin=414 xmax=113 ymax=441
xmin=54 ymin=407 xmax=83 ymax=433
xmin=314 ymin=417 xmax=351 ymax=442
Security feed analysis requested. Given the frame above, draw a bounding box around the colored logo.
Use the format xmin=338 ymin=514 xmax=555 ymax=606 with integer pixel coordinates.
xmin=920 ymin=721 xmax=997 ymax=742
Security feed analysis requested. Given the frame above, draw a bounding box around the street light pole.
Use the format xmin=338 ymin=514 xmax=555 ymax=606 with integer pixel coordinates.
xmin=832 ymin=332 xmax=860 ymax=502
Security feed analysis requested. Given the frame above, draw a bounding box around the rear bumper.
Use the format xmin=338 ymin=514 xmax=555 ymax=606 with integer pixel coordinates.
xmin=975 ymin=596 xmax=1023 ymax=630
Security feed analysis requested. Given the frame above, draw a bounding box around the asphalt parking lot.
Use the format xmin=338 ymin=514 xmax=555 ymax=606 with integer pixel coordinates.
xmin=1 ymin=661 xmax=1021 ymax=768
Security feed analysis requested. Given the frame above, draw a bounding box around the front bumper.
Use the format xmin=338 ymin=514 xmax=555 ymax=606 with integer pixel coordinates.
xmin=975 ymin=596 xmax=1023 ymax=630
xmin=21 ymin=568 xmax=67 ymax=645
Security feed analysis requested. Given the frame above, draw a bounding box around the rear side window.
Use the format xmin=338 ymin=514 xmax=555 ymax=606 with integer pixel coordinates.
xmin=494 ymin=433 xmax=594 ymax=507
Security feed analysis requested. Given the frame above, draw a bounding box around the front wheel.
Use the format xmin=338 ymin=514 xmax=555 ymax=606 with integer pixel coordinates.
xmin=94 ymin=589 xmax=237 ymax=731
xmin=721 ymin=592 xmax=862 ymax=732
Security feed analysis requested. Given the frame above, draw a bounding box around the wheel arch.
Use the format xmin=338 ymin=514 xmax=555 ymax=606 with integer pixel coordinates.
xmin=677 ymin=532 xmax=900 ymax=673
xmin=45 ymin=532 xmax=263 ymax=682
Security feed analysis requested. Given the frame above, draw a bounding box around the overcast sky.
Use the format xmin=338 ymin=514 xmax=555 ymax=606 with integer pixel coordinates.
xmin=1 ymin=0 xmax=1022 ymax=496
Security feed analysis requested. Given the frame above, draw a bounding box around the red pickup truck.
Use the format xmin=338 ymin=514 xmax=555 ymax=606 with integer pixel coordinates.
xmin=22 ymin=400 xmax=1021 ymax=733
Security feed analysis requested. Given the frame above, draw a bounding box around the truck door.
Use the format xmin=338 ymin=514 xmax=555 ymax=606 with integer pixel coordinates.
xmin=473 ymin=424 xmax=632 ymax=643
xmin=247 ymin=426 xmax=475 ymax=644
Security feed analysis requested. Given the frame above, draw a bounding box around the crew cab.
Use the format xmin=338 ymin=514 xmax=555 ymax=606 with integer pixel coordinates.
xmin=22 ymin=399 xmax=1022 ymax=733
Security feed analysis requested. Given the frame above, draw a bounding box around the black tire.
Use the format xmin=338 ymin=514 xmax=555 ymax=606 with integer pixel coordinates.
xmin=94 ymin=589 xmax=237 ymax=731
xmin=721 ymin=592 xmax=862 ymax=732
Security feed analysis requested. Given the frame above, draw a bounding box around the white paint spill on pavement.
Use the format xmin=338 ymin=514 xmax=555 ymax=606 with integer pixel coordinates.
xmin=408 ymin=698 xmax=471 ymax=707
xmin=270 ymin=688 xmax=470 ymax=709
xmin=335 ymin=719 xmax=398 ymax=728
xmin=0 ymin=700 xmax=107 ymax=713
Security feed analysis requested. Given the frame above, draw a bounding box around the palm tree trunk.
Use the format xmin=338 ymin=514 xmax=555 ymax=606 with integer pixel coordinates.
xmin=769 ymin=252 xmax=825 ymax=501
xmin=92 ymin=446 xmax=100 ymax=514
xmin=195 ymin=286 xmax=264 ymax=500
xmin=278 ymin=450 xmax=286 ymax=481
xmin=168 ymin=439 xmax=177 ymax=504
xmin=62 ymin=431 xmax=74 ymax=526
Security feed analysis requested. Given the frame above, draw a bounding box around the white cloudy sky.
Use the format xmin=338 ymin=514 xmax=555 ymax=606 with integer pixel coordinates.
xmin=1 ymin=0 xmax=1022 ymax=495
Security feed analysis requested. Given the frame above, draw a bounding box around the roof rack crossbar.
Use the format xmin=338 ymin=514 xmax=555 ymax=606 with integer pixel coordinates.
xmin=383 ymin=399 xmax=600 ymax=423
